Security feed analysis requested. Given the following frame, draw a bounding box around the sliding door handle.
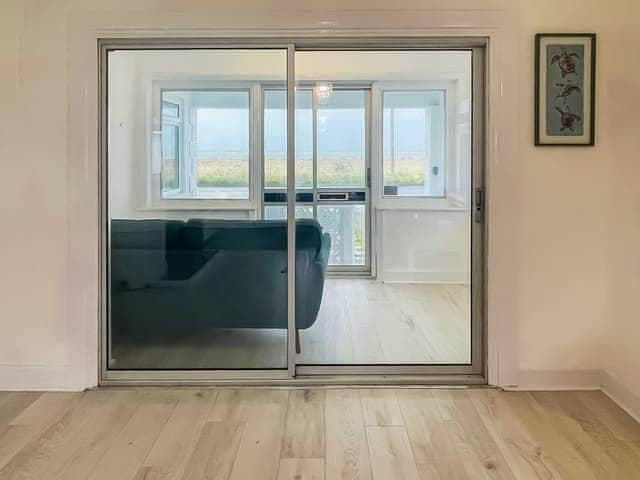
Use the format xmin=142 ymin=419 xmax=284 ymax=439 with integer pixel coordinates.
xmin=474 ymin=188 xmax=484 ymax=223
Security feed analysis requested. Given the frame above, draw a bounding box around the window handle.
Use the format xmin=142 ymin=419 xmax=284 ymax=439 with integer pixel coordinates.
xmin=318 ymin=192 xmax=348 ymax=201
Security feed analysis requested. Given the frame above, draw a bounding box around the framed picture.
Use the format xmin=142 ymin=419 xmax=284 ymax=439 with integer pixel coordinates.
xmin=535 ymin=33 xmax=596 ymax=146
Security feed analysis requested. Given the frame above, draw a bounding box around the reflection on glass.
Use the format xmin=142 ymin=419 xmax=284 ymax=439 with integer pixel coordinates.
xmin=296 ymin=50 xmax=471 ymax=366
xmin=383 ymin=90 xmax=445 ymax=197
xmin=161 ymin=124 xmax=179 ymax=192
xmin=317 ymin=90 xmax=366 ymax=188
xmin=317 ymin=205 xmax=366 ymax=266
xmin=194 ymin=91 xmax=250 ymax=199
xmin=263 ymin=89 xmax=313 ymax=188
xmin=162 ymin=99 xmax=180 ymax=118
xmin=160 ymin=90 xmax=250 ymax=199
xmin=108 ymin=49 xmax=295 ymax=371
xmin=264 ymin=205 xmax=314 ymax=220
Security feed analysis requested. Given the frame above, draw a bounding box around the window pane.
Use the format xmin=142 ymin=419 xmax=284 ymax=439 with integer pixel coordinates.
xmin=317 ymin=205 xmax=366 ymax=266
xmin=108 ymin=48 xmax=290 ymax=371
xmin=383 ymin=90 xmax=445 ymax=197
xmin=162 ymin=100 xmax=179 ymax=118
xmin=161 ymin=124 xmax=179 ymax=193
xmin=317 ymin=90 xmax=366 ymax=188
xmin=263 ymin=89 xmax=313 ymax=188
xmin=193 ymin=91 xmax=250 ymax=199
xmin=264 ymin=205 xmax=314 ymax=220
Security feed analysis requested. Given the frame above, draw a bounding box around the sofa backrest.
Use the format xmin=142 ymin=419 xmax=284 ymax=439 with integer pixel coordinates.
xmin=110 ymin=218 xmax=325 ymax=284
xmin=183 ymin=219 xmax=323 ymax=254
xmin=111 ymin=219 xmax=183 ymax=250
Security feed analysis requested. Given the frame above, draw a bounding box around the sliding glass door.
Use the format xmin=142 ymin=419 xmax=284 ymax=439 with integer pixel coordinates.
xmin=104 ymin=46 xmax=294 ymax=375
xmin=294 ymin=50 xmax=480 ymax=372
xmin=100 ymin=39 xmax=485 ymax=383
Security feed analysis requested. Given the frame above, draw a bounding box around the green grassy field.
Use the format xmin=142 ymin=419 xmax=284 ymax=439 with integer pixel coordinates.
xmin=182 ymin=157 xmax=427 ymax=188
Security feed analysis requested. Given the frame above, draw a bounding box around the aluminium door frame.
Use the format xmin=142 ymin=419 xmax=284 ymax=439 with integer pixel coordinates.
xmin=98 ymin=36 xmax=487 ymax=386
xmin=295 ymin=41 xmax=486 ymax=377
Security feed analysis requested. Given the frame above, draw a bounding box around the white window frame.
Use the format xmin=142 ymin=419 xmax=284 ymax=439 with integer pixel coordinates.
xmin=372 ymin=80 xmax=460 ymax=211
xmin=144 ymin=78 xmax=262 ymax=211
xmin=159 ymin=94 xmax=184 ymax=197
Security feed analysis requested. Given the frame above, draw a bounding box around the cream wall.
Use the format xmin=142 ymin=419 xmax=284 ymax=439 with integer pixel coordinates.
xmin=0 ymin=0 xmax=638 ymax=401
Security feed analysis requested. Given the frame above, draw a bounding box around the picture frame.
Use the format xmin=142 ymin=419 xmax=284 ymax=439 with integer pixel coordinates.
xmin=535 ymin=33 xmax=596 ymax=146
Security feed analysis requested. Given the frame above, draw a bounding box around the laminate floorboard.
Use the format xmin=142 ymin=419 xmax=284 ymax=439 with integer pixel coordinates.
xmin=0 ymin=388 xmax=637 ymax=479
xmin=111 ymin=279 xmax=470 ymax=369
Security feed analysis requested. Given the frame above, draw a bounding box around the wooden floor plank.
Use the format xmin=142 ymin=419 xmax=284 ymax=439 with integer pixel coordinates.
xmin=139 ymin=389 xmax=217 ymax=480
xmin=557 ymin=391 xmax=640 ymax=474
xmin=501 ymin=392 xmax=599 ymax=480
xmin=361 ymin=389 xmax=404 ymax=426
xmin=0 ymin=393 xmax=42 ymax=426
xmin=181 ymin=420 xmax=245 ymax=480
xmin=0 ymin=392 xmax=79 ymax=470
xmin=281 ymin=389 xmax=325 ymax=458
xmin=325 ymin=389 xmax=372 ymax=480
xmin=467 ymin=389 xmax=563 ymax=479
xmin=396 ymin=389 xmax=467 ymax=473
xmin=531 ymin=391 xmax=637 ymax=478
xmin=209 ymin=388 xmax=287 ymax=422
xmin=577 ymin=390 xmax=640 ymax=443
xmin=366 ymin=426 xmax=420 ymax=480
xmin=416 ymin=461 xmax=469 ymax=480
xmin=55 ymin=390 xmax=141 ymax=480
xmin=438 ymin=390 xmax=516 ymax=479
xmin=277 ymin=458 xmax=324 ymax=480
xmin=86 ymin=390 xmax=179 ymax=480
xmin=114 ymin=279 xmax=470 ymax=368
xmin=0 ymin=390 xmax=134 ymax=479
xmin=227 ymin=390 xmax=289 ymax=480
xmin=0 ymin=387 xmax=636 ymax=480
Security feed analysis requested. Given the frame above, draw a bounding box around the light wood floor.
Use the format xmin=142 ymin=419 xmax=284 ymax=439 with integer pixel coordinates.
xmin=0 ymin=388 xmax=639 ymax=479
xmin=299 ymin=279 xmax=470 ymax=364
xmin=112 ymin=279 xmax=470 ymax=369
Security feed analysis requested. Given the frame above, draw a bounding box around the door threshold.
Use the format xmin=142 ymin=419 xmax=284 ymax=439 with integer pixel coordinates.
xmin=326 ymin=271 xmax=373 ymax=278
xmin=99 ymin=372 xmax=486 ymax=387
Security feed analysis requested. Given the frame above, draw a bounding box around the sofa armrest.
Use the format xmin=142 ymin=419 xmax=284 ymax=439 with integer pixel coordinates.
xmin=316 ymin=232 xmax=331 ymax=268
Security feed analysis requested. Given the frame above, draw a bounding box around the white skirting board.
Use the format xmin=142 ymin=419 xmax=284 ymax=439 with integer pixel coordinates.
xmin=510 ymin=369 xmax=603 ymax=391
xmin=380 ymin=270 xmax=469 ymax=284
xmin=601 ymin=371 xmax=640 ymax=424
xmin=0 ymin=365 xmax=87 ymax=392
xmin=508 ymin=369 xmax=640 ymax=423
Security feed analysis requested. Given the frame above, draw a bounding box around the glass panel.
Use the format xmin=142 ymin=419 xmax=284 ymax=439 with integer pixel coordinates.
xmin=162 ymin=100 xmax=179 ymax=118
xmin=296 ymin=50 xmax=472 ymax=366
xmin=194 ymin=90 xmax=249 ymax=199
xmin=317 ymin=90 xmax=366 ymax=188
xmin=317 ymin=205 xmax=366 ymax=266
xmin=264 ymin=205 xmax=314 ymax=220
xmin=263 ymin=89 xmax=313 ymax=188
xmin=108 ymin=49 xmax=289 ymax=370
xmin=159 ymin=90 xmax=251 ymax=200
xmin=383 ymin=91 xmax=445 ymax=197
xmin=161 ymin=124 xmax=179 ymax=193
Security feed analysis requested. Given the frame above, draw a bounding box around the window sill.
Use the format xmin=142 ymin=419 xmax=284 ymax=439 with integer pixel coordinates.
xmin=375 ymin=196 xmax=468 ymax=212
xmin=138 ymin=203 xmax=257 ymax=212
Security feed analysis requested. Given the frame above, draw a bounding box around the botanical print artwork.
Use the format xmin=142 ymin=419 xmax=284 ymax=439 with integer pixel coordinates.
xmin=546 ymin=44 xmax=584 ymax=136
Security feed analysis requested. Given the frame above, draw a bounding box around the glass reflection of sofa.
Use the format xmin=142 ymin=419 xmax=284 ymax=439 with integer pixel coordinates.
xmin=110 ymin=219 xmax=330 ymax=351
